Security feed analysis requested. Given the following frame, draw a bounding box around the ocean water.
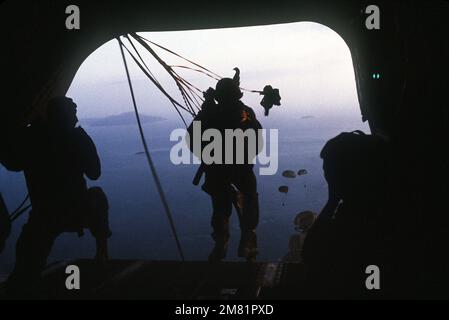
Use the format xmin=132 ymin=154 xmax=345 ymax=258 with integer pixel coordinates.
xmin=0 ymin=112 xmax=369 ymax=274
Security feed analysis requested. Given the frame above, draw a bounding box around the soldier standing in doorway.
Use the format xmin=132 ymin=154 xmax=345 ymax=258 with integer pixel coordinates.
xmin=188 ymin=69 xmax=262 ymax=262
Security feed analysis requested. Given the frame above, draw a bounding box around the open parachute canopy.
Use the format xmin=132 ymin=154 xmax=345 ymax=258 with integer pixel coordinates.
xmin=282 ymin=170 xmax=296 ymax=178
xmin=294 ymin=211 xmax=317 ymax=232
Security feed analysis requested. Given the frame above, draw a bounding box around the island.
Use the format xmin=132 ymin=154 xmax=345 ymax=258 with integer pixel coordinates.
xmin=81 ymin=112 xmax=166 ymax=127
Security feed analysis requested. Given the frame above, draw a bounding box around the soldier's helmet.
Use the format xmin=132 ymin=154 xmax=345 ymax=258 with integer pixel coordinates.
xmin=47 ymin=96 xmax=78 ymax=129
xmin=214 ymin=78 xmax=243 ymax=103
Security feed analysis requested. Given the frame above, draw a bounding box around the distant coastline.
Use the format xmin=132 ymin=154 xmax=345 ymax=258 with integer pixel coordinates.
xmin=81 ymin=112 xmax=166 ymax=127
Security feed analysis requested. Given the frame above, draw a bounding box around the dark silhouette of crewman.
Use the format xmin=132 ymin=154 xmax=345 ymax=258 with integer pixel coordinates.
xmin=0 ymin=193 xmax=11 ymax=254
xmin=5 ymin=97 xmax=111 ymax=291
xmin=302 ymin=131 xmax=390 ymax=298
xmin=188 ymin=69 xmax=262 ymax=262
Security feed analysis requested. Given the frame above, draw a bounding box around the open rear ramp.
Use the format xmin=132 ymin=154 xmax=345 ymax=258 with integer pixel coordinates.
xmin=30 ymin=260 xmax=306 ymax=300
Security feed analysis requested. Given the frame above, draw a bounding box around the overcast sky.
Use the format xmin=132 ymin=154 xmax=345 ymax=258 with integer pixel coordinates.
xmin=67 ymin=21 xmax=360 ymax=121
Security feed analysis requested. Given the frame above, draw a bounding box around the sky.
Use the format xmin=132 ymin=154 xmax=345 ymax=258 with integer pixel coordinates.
xmin=67 ymin=21 xmax=361 ymax=121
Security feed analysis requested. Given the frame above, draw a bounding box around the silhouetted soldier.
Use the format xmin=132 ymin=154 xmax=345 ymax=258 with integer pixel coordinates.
xmin=5 ymin=97 xmax=111 ymax=291
xmin=302 ymin=131 xmax=389 ymax=298
xmin=188 ymin=70 xmax=262 ymax=262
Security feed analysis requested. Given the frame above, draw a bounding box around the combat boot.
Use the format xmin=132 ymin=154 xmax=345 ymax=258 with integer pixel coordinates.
xmin=208 ymin=239 xmax=229 ymax=263
xmin=238 ymin=230 xmax=258 ymax=262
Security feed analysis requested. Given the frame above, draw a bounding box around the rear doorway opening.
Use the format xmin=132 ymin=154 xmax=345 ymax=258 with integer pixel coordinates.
xmin=0 ymin=22 xmax=369 ymax=275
